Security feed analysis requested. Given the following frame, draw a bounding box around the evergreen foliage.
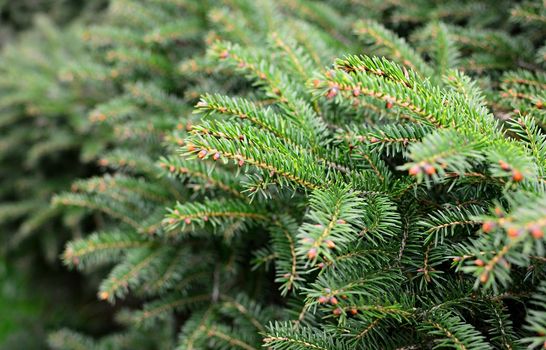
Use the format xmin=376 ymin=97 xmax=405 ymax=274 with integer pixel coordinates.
xmin=1 ymin=0 xmax=545 ymax=349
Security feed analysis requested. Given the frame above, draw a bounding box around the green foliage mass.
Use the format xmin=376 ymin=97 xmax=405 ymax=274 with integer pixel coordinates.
xmin=1 ymin=0 xmax=546 ymax=349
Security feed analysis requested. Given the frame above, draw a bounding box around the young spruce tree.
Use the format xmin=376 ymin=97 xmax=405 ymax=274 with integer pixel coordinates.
xmin=44 ymin=0 xmax=546 ymax=349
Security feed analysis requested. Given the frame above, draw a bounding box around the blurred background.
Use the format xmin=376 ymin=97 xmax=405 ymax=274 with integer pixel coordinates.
xmin=0 ymin=1 xmax=110 ymax=348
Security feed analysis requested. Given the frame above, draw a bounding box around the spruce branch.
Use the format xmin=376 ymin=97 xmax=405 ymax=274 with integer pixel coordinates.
xmin=353 ymin=19 xmax=434 ymax=78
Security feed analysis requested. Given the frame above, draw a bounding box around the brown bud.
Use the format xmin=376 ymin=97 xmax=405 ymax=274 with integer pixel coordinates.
xmin=330 ymin=297 xmax=338 ymax=305
xmin=333 ymin=308 xmax=342 ymax=315
xmin=326 ymin=240 xmax=336 ymax=249
xmin=349 ymin=308 xmax=358 ymax=315
xmin=479 ymin=272 xmax=489 ymax=283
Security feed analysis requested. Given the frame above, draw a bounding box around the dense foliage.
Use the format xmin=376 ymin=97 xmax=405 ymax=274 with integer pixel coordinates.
xmin=1 ymin=0 xmax=545 ymax=349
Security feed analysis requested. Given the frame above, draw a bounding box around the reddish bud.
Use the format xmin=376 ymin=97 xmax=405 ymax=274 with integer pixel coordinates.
xmin=99 ymin=291 xmax=109 ymax=300
xmin=337 ymin=219 xmax=346 ymax=224
xmin=409 ymin=165 xmax=421 ymax=176
xmin=213 ymin=152 xmax=221 ymax=160
xmin=326 ymin=240 xmax=336 ymax=249
xmin=536 ymin=101 xmax=543 ymax=109
xmin=530 ymin=225 xmax=544 ymax=239
xmin=187 ymin=144 xmax=195 ymax=152
xmin=369 ymin=137 xmax=379 ymax=143
xmin=333 ymin=308 xmax=342 ymax=316
xmin=494 ymin=207 xmax=504 ymax=218
xmin=498 ymin=160 xmax=511 ymax=171
xmin=203 ymin=216 xmax=209 ymax=222
xmin=507 ymin=227 xmax=520 ymax=238
xmin=352 ymin=88 xmax=360 ymax=97
xmin=307 ymin=248 xmax=317 ymax=259
xmin=474 ymin=259 xmax=485 ymax=266
xmin=238 ymin=159 xmax=245 ymax=167
xmin=453 ymin=257 xmax=461 ymax=262
xmin=385 ymin=100 xmax=394 ymax=109
xmin=318 ymin=296 xmax=328 ymax=304
xmin=349 ymin=308 xmax=358 ymax=315
xmin=482 ymin=221 xmax=495 ymax=233
xmin=169 ymin=165 xmax=176 ymax=172
xmin=330 ymin=297 xmax=338 ymax=305
xmin=219 ymin=50 xmax=229 ymax=59
xmin=198 ymin=150 xmax=208 ymax=159
xmin=312 ymin=79 xmax=320 ymax=88
xmin=424 ymin=164 xmax=436 ymax=175
xmin=326 ymin=86 xmax=339 ymax=99
xmin=512 ymin=169 xmax=524 ymax=182
xmin=184 ymin=218 xmax=191 ymax=225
